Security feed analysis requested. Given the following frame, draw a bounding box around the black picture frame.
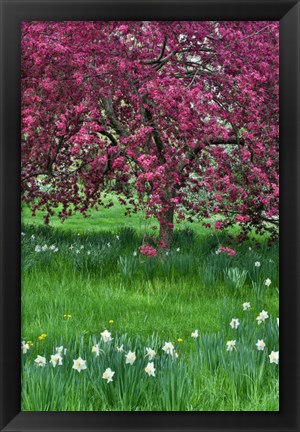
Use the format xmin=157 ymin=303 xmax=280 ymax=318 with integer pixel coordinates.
xmin=0 ymin=0 xmax=299 ymax=431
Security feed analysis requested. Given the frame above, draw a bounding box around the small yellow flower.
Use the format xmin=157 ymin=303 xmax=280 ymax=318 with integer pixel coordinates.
xmin=64 ymin=314 xmax=72 ymax=319
xmin=38 ymin=333 xmax=47 ymax=341
xmin=27 ymin=341 xmax=34 ymax=346
xmin=108 ymin=320 xmax=114 ymax=324
xmin=177 ymin=338 xmax=183 ymax=342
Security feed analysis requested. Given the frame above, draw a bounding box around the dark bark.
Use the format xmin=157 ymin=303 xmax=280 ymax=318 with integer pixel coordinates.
xmin=158 ymin=186 xmax=175 ymax=252
xmin=159 ymin=207 xmax=174 ymax=252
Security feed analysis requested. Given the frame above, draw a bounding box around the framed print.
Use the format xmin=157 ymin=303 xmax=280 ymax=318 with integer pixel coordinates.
xmin=0 ymin=0 xmax=299 ymax=431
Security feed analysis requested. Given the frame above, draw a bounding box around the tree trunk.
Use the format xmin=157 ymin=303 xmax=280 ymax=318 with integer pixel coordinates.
xmin=159 ymin=206 xmax=174 ymax=252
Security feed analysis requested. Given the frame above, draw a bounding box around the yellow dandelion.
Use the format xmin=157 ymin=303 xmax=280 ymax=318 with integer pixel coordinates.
xmin=108 ymin=320 xmax=114 ymax=324
xmin=177 ymin=338 xmax=183 ymax=342
xmin=64 ymin=314 xmax=72 ymax=319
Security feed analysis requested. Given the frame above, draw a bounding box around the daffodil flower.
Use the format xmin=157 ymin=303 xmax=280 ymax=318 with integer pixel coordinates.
xmin=145 ymin=362 xmax=156 ymax=377
xmin=162 ymin=342 xmax=175 ymax=356
xmin=256 ymin=339 xmax=266 ymax=351
xmin=145 ymin=347 xmax=156 ymax=360
xmin=116 ymin=345 xmax=124 ymax=352
xmin=229 ymin=318 xmax=240 ymax=329
xmin=226 ymin=340 xmax=236 ymax=351
xmin=72 ymin=357 xmax=87 ymax=372
xmin=34 ymin=355 xmax=47 ymax=367
xmin=55 ymin=346 xmax=66 ymax=355
xmin=100 ymin=330 xmax=112 ymax=343
xmin=256 ymin=310 xmax=269 ymax=324
xmin=21 ymin=341 xmax=30 ymax=354
xmin=191 ymin=330 xmax=199 ymax=338
xmin=102 ymin=368 xmax=115 ymax=383
xmin=242 ymin=302 xmax=251 ymax=311
xmin=269 ymin=351 xmax=279 ymax=364
xmin=265 ymin=278 xmax=272 ymax=286
xmin=125 ymin=351 xmax=136 ymax=365
xmin=92 ymin=344 xmax=103 ymax=356
xmin=50 ymin=354 xmax=63 ymax=367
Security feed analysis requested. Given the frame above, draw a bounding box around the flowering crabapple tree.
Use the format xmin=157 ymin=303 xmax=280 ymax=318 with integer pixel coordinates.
xmin=21 ymin=21 xmax=279 ymax=251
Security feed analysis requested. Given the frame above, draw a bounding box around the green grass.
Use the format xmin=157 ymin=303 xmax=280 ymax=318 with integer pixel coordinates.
xmin=21 ymin=204 xmax=279 ymax=411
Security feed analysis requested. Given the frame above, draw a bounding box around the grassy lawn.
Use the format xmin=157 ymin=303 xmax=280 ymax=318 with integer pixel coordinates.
xmin=21 ymin=202 xmax=279 ymax=411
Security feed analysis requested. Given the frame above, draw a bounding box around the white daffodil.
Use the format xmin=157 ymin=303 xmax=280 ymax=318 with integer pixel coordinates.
xmin=116 ymin=344 xmax=124 ymax=352
xmin=87 ymin=251 xmax=91 ymax=255
xmin=21 ymin=232 xmax=25 ymax=236
xmin=265 ymin=278 xmax=272 ymax=286
xmin=35 ymin=245 xmax=42 ymax=253
xmin=277 ymin=318 xmax=279 ymax=327
xmin=133 ymin=251 xmax=137 ymax=257
xmin=125 ymin=351 xmax=136 ymax=365
xmin=92 ymin=344 xmax=103 ymax=356
xmin=230 ymin=318 xmax=240 ymax=329
xmin=256 ymin=339 xmax=266 ymax=351
xmin=21 ymin=341 xmax=30 ymax=354
xmin=248 ymin=247 xmax=252 ymax=251
xmin=107 ymin=242 xmax=111 ymax=248
xmin=34 ymin=355 xmax=47 ymax=367
xmin=191 ymin=330 xmax=199 ymax=339
xmin=269 ymin=351 xmax=279 ymax=364
xmin=226 ymin=340 xmax=236 ymax=351
xmin=116 ymin=235 xmax=120 ymax=240
xmin=55 ymin=346 xmax=66 ymax=355
xmin=242 ymin=302 xmax=251 ymax=311
xmin=49 ymin=245 xmax=56 ymax=251
xmin=41 ymin=244 xmax=48 ymax=251
xmin=100 ymin=330 xmax=112 ymax=343
xmin=76 ymin=250 xmax=80 ymax=254
xmin=31 ymin=235 xmax=35 ymax=240
xmin=145 ymin=347 xmax=156 ymax=360
xmin=50 ymin=354 xmax=63 ymax=367
xmin=72 ymin=357 xmax=87 ymax=372
xmin=162 ymin=342 xmax=175 ymax=356
xmin=176 ymin=248 xmax=180 ymax=252
xmin=254 ymin=261 xmax=261 ymax=267
xmin=69 ymin=245 xmax=74 ymax=250
xmin=256 ymin=310 xmax=269 ymax=324
xmin=145 ymin=362 xmax=156 ymax=377
xmin=102 ymin=367 xmax=115 ymax=383
xmin=80 ymin=245 xmax=84 ymax=249
xmin=54 ymin=248 xmax=59 ymax=252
